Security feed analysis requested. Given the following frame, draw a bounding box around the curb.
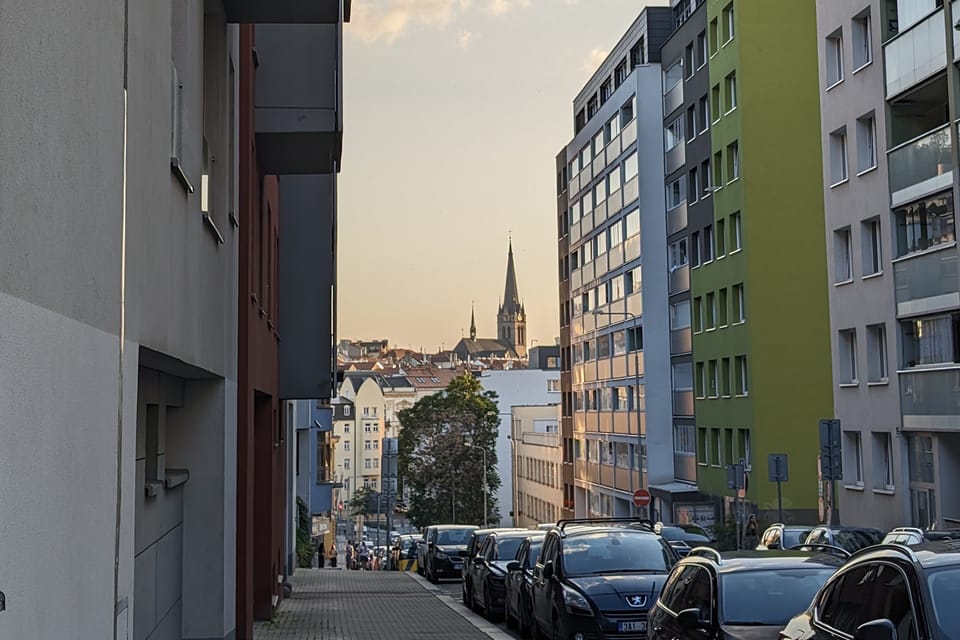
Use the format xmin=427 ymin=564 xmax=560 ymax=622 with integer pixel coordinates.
xmin=406 ymin=573 xmax=515 ymax=640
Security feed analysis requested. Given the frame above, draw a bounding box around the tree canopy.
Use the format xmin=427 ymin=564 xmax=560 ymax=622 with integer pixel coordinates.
xmin=398 ymin=374 xmax=501 ymax=528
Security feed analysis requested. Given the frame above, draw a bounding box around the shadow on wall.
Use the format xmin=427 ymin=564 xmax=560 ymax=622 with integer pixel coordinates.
xmin=1 ymin=590 xmax=5 ymax=611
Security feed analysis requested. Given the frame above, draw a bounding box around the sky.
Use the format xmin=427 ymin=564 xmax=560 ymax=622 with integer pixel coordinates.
xmin=338 ymin=0 xmax=670 ymax=352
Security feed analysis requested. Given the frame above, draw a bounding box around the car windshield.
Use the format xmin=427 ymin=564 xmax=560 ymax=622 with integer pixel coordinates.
xmin=437 ymin=529 xmax=473 ymax=545
xmin=783 ymin=529 xmax=813 ymax=548
xmin=721 ymin=569 xmax=836 ymax=625
xmin=928 ymin=567 xmax=960 ymax=639
xmin=833 ymin=530 xmax=882 ymax=552
xmin=562 ymin=532 xmax=672 ymax=576
xmin=495 ymin=538 xmax=524 ymax=561
xmin=660 ymin=526 xmax=711 ymax=544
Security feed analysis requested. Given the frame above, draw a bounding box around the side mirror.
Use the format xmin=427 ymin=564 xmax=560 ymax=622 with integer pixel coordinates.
xmin=542 ymin=561 xmax=555 ymax=581
xmin=854 ymin=620 xmax=897 ymax=640
xmin=506 ymin=561 xmax=521 ymax=572
xmin=677 ymin=608 xmax=705 ymax=630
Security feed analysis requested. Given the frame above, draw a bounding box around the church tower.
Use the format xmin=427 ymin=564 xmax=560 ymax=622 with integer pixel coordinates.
xmin=497 ymin=238 xmax=527 ymax=359
xmin=469 ymin=303 xmax=477 ymax=341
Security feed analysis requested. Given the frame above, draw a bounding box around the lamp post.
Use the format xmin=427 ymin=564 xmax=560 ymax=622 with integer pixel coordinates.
xmin=591 ymin=309 xmax=645 ymax=516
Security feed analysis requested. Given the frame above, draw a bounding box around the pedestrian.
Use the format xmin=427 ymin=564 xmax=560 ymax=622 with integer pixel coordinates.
xmin=743 ymin=514 xmax=760 ymax=550
xmin=358 ymin=541 xmax=369 ymax=570
xmin=328 ymin=542 xmax=338 ymax=568
xmin=317 ymin=539 xmax=326 ymax=568
xmin=346 ymin=542 xmax=355 ymax=570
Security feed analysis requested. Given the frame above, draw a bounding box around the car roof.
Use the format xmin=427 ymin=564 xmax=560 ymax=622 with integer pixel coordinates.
xmin=433 ymin=524 xmax=479 ymax=531
xmin=490 ymin=530 xmax=546 ymax=541
xmin=682 ymin=549 xmax=846 ymax=573
xmin=560 ymin=525 xmax=661 ymax=539
xmin=849 ymin=540 xmax=960 ymax=569
xmin=815 ymin=525 xmax=884 ymax=534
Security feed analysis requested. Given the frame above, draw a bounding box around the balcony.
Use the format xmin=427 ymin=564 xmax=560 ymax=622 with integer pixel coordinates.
xmin=663 ymin=81 xmax=684 ymax=117
xmin=900 ymin=367 xmax=960 ymax=430
xmin=883 ymin=2 xmax=960 ymax=99
xmin=521 ymin=432 xmax=560 ymax=447
xmin=669 ymin=265 xmax=690 ymax=295
xmin=255 ymin=24 xmax=343 ymax=175
xmin=888 ymin=124 xmax=953 ymax=207
xmin=667 ymin=202 xmax=687 ymax=235
xmin=671 ymin=328 xmax=692 ymax=354
xmin=673 ymin=390 xmax=694 ymax=416
xmin=225 ymin=0 xmax=350 ymax=24
xmin=665 ymin=142 xmax=685 ymax=175
xmin=893 ymin=244 xmax=960 ymax=316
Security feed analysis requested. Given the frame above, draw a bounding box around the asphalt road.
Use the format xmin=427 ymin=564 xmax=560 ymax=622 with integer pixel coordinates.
xmin=433 ymin=577 xmax=524 ymax=639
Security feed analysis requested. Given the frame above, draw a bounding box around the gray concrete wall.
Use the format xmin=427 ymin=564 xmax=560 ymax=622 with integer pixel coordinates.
xmin=816 ymin=0 xmax=907 ymax=529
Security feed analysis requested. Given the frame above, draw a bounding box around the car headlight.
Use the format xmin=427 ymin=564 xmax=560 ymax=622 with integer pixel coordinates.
xmin=435 ymin=551 xmax=448 ymax=559
xmin=563 ymin=586 xmax=593 ymax=616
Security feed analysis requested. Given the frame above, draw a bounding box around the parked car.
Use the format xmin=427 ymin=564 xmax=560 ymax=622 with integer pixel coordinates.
xmin=505 ymin=532 xmax=547 ymax=636
xmin=461 ymin=528 xmax=523 ymax=605
xmin=756 ymin=523 xmax=816 ymax=550
xmin=801 ymin=525 xmax=884 ymax=555
xmin=655 ymin=522 xmax=716 ymax=556
xmin=882 ymin=526 xmax=960 ymax=546
xmin=647 ymin=547 xmax=842 ymax=639
xmin=531 ymin=519 xmax=679 ymax=639
xmin=422 ymin=524 xmax=477 ymax=583
xmin=466 ymin=529 xmax=533 ymax=621
xmin=780 ymin=541 xmax=960 ymax=640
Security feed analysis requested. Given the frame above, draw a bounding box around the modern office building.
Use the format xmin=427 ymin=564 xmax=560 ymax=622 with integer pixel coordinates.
xmin=555 ymin=6 xmax=678 ymax=522
xmin=814 ymin=0 xmax=907 ymax=530
xmin=511 ymin=404 xmax=563 ymax=528
xmin=689 ymin=0 xmax=832 ymax=523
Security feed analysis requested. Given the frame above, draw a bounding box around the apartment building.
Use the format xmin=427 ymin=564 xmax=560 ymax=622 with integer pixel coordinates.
xmin=333 ymin=375 xmax=387 ymax=499
xmin=511 ymin=405 xmax=563 ymax=528
xmin=688 ymin=0 xmax=832 ymax=523
xmin=556 ymin=7 xmax=677 ymax=522
xmin=815 ymin=1 xmax=907 ymax=530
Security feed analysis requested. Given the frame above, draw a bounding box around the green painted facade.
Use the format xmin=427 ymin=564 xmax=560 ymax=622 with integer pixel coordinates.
xmin=692 ymin=0 xmax=833 ymax=518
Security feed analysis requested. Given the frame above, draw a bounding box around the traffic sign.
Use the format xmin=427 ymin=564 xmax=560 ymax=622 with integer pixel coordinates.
xmin=768 ymin=454 xmax=789 ymax=483
xmin=633 ymin=488 xmax=651 ymax=508
xmin=819 ymin=419 xmax=843 ymax=481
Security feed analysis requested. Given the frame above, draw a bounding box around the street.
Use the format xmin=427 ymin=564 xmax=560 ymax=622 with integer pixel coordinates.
xmin=428 ymin=576 xmax=523 ymax=640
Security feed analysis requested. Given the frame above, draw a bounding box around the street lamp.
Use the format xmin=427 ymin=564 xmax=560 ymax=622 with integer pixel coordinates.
xmin=464 ymin=439 xmax=488 ymax=528
xmin=591 ymin=309 xmax=646 ymax=516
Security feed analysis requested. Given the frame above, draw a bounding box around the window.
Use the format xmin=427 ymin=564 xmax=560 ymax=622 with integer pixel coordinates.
xmin=344 ymin=406 xmax=351 ymax=417
xmin=726 ymin=141 xmax=740 ymax=181
xmin=343 ymin=459 xmax=350 ymax=469
xmin=686 ymin=106 xmax=697 ymax=143
xmin=834 ymin=227 xmax=853 ymax=282
xmin=718 ymin=287 xmax=728 ymax=326
xmin=630 ymin=38 xmax=645 ymax=68
xmin=852 ymin=10 xmax=872 ymax=70
xmin=691 ymin=230 xmax=701 ymax=267
xmin=706 ymin=291 xmax=716 ymax=329
xmin=844 ymin=430 xmax=864 ymax=486
xmin=625 ymin=264 xmax=641 ymax=294
xmin=697 ymin=95 xmax=710 ymax=133
xmin=708 ymin=360 xmax=719 ymax=397
xmin=624 ymin=152 xmax=639 ymax=181
xmin=697 ymin=428 xmax=708 ymax=464
xmin=670 ymin=300 xmax=691 ymax=330
xmin=612 ymin=330 xmax=627 ymax=355
xmin=673 ymin=362 xmax=693 ymax=395
xmin=862 ymin=217 xmax=882 ymax=276
xmin=839 ymin=329 xmax=859 ymax=384
xmin=734 ymin=355 xmax=748 ymax=395
xmin=695 ymin=361 xmax=705 ymax=397
xmin=688 ymin=167 xmax=700 ymax=203
xmin=364 ymin=458 xmax=372 ymax=469
xmin=669 ymin=238 xmax=689 ymax=271
xmin=733 ymin=283 xmax=745 ymax=323
xmin=611 ymin=274 xmax=625 ymax=300
xmin=895 ymin=192 xmax=955 ymax=256
xmin=664 ymin=59 xmax=683 ymax=94
xmin=587 ymin=95 xmax=598 ymax=119
xmin=666 ymin=117 xmax=684 ymax=152
xmin=620 ymin=96 xmax=635 ymax=126
xmin=625 ymin=209 xmax=640 ymax=238
xmin=703 ymin=223 xmax=715 ymax=262
xmin=713 ymin=150 xmax=723 ymax=187
xmin=738 ymin=429 xmax=751 ymax=467
xmin=697 ymin=31 xmax=707 ymax=68
xmin=684 ymin=43 xmax=695 ymax=79
xmin=627 ymin=326 xmax=643 ymax=351
xmin=722 ymin=3 xmax=735 ymax=43
xmin=615 ymin=60 xmax=628 ymax=87
xmin=826 ymin=29 xmax=844 ymax=86
xmin=730 ymin=212 xmax=742 ymax=250
xmin=724 ymin=72 xmax=737 ymax=112
xmin=872 ymin=431 xmax=895 ymax=490
xmin=667 ymin=176 xmax=687 ymax=209
xmin=606 ymin=114 xmax=621 ymax=143
xmin=716 ymin=219 xmax=726 ymax=257
xmin=594 ymin=181 xmax=607 ymax=205
xmin=701 ymin=158 xmax=712 ymax=196
xmin=675 ymin=424 xmax=696 ymax=455
xmin=721 ymin=358 xmax=731 ymax=396
xmin=713 ymin=428 xmax=723 ymax=465
xmin=600 ymin=79 xmax=612 ymax=104
xmin=711 ymin=84 xmax=721 ymax=123
xmin=693 ymin=296 xmax=703 ymax=332
xmin=343 ymin=440 xmax=350 ymax=451
xmin=608 ymin=166 xmax=622 ymax=194
xmin=856 ymin=112 xmax=877 ymax=173
xmin=709 ymin=18 xmax=719 ymax=56
xmin=901 ymin=315 xmax=960 ymax=367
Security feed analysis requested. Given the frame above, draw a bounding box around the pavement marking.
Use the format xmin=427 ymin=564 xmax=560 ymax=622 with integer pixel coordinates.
xmin=407 ymin=573 xmax=515 ymax=640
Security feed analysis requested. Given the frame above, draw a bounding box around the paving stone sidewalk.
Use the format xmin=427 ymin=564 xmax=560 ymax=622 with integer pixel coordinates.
xmin=253 ymin=569 xmax=492 ymax=639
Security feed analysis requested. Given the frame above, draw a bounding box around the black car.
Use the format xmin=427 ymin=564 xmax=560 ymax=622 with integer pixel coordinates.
xmin=531 ymin=519 xmax=679 ymax=639
xmin=422 ymin=524 xmax=477 ymax=583
xmin=505 ymin=532 xmax=547 ymax=637
xmin=881 ymin=526 xmax=960 ymax=546
xmin=756 ymin=523 xmax=816 ymax=551
xmin=461 ymin=528 xmax=524 ymax=605
xmin=648 ymin=548 xmax=843 ymax=639
xmin=655 ymin=522 xmax=716 ymax=557
xmin=466 ymin=530 xmax=533 ymax=621
xmin=802 ymin=525 xmax=884 ymax=555
xmin=780 ymin=541 xmax=960 ymax=640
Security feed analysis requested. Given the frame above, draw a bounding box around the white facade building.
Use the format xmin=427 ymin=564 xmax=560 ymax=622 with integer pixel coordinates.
xmin=512 ymin=405 xmax=563 ymax=528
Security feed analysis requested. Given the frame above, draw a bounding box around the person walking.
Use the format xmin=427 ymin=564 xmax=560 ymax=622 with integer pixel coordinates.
xmin=742 ymin=514 xmax=760 ymax=550
xmin=346 ymin=541 xmax=355 ymax=571
xmin=328 ymin=542 xmax=338 ymax=568
xmin=357 ymin=541 xmax=370 ymax=571
xmin=317 ymin=539 xmax=326 ymax=568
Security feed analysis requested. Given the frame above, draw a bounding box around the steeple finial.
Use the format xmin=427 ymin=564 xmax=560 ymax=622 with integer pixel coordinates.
xmin=469 ymin=302 xmax=477 ymax=340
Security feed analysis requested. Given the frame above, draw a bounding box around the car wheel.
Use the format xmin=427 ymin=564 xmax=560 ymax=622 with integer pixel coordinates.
xmin=428 ymin=565 xmax=438 ymax=584
xmin=417 ymin=562 xmax=424 ymax=576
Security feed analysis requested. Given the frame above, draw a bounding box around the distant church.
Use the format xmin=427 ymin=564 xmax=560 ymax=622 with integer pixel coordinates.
xmin=452 ymin=239 xmax=527 ymax=362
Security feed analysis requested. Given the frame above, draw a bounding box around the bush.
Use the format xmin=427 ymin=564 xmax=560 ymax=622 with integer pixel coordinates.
xmin=296 ymin=497 xmax=315 ymax=568
xmin=710 ymin=519 xmax=739 ymax=551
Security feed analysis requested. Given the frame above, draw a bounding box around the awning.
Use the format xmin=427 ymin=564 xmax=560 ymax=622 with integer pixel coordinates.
xmin=648 ymin=481 xmax=700 ymax=496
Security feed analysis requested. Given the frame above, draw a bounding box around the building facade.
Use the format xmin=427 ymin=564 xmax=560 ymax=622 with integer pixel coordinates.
xmin=511 ymin=405 xmax=563 ymax=528
xmin=556 ymin=7 xmax=677 ymax=523
xmin=687 ymin=0 xmax=833 ymax=523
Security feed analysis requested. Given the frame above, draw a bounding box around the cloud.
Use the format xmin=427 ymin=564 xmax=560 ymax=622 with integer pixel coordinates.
xmin=349 ymin=0 xmax=526 ymax=44
xmin=582 ymin=47 xmax=608 ymax=73
xmin=456 ymin=29 xmax=474 ymax=49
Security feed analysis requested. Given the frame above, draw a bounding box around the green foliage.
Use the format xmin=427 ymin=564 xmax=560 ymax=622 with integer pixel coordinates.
xmin=710 ymin=519 xmax=739 ymax=551
xmin=398 ymin=374 xmax=501 ymax=528
xmin=295 ymin=497 xmax=315 ymax=568
xmin=348 ymin=486 xmax=378 ymax=517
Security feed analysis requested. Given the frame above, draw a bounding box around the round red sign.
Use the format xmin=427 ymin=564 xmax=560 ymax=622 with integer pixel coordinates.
xmin=632 ymin=488 xmax=651 ymax=508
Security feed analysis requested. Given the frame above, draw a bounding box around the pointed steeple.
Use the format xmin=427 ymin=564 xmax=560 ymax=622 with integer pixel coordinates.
xmin=502 ymin=237 xmax=521 ymax=317
xmin=469 ymin=303 xmax=477 ymax=340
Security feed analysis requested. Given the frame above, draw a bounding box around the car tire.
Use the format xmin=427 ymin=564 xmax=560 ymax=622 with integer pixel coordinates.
xmin=428 ymin=565 xmax=438 ymax=584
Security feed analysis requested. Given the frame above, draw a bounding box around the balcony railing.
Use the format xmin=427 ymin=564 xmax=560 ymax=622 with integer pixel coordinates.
xmin=667 ymin=201 xmax=688 ymax=235
xmin=893 ymin=244 xmax=960 ymax=316
xmin=887 ymin=124 xmax=953 ymax=207
xmin=883 ymin=2 xmax=960 ymax=99
xmin=663 ymin=81 xmax=684 ymax=117
xmin=899 ymin=366 xmax=960 ymax=429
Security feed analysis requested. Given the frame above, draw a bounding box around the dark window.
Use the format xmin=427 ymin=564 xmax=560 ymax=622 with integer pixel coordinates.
xmin=818 ymin=565 xmax=879 ymax=635
xmin=895 ymin=192 xmax=955 ymax=256
xmin=562 ymin=532 xmax=672 ymax=577
xmin=722 ymin=569 xmax=836 ymax=626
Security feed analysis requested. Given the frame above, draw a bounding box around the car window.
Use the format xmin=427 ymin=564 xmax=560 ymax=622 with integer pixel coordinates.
xmin=496 ymin=537 xmax=524 ymax=561
xmin=721 ymin=568 xmax=836 ymax=626
xmin=859 ymin=564 xmax=918 ymax=640
xmin=659 ymin=565 xmax=698 ymax=613
xmin=928 ymin=567 xmax=960 ymax=639
xmin=673 ymin=566 xmax=712 ymax=623
xmin=562 ymin=531 xmax=672 ymax=577
xmin=761 ymin=527 xmax=781 ymax=549
xmin=540 ymin=535 xmax=559 ymax=566
xmin=834 ymin=530 xmax=881 ymax=553
xmin=806 ymin=528 xmax=828 ymax=545
xmin=526 ymin=539 xmax=544 ymax=569
xmin=818 ymin=564 xmax=878 ymax=634
xmin=437 ymin=528 xmax=473 ymax=545
xmin=783 ymin=529 xmax=812 ymax=549
xmin=479 ymin=537 xmax=493 ymax=559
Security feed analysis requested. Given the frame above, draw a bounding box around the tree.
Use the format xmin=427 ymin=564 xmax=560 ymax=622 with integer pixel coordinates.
xmin=398 ymin=374 xmax=501 ymax=528
xmin=347 ymin=486 xmax=379 ymax=518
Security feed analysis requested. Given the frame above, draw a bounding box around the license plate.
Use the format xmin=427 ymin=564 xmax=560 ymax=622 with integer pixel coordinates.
xmin=617 ymin=621 xmax=647 ymax=632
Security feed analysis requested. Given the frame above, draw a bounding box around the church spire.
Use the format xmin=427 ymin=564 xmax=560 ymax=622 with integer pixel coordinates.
xmin=469 ymin=303 xmax=477 ymax=340
xmin=501 ymin=237 xmax=521 ymax=317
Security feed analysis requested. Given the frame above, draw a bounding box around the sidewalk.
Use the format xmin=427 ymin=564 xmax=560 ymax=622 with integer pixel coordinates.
xmin=253 ymin=569 xmax=494 ymax=640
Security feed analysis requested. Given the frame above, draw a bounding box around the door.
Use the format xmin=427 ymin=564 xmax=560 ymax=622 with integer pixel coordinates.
xmin=650 ymin=565 xmax=713 ymax=639
xmin=532 ymin=535 xmax=559 ymax=631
